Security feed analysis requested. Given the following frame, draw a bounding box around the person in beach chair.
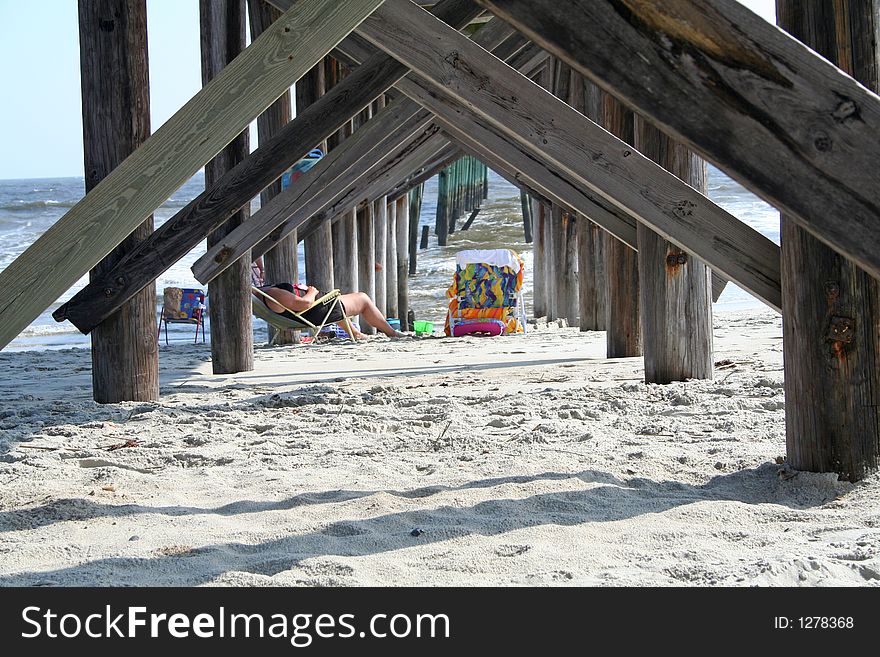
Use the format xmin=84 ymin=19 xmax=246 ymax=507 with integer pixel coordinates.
xmin=253 ymin=283 xmax=407 ymax=342
xmin=445 ymin=249 xmax=526 ymax=337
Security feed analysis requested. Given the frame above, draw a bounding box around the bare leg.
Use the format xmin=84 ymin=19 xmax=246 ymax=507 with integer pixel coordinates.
xmin=340 ymin=292 xmax=404 ymax=337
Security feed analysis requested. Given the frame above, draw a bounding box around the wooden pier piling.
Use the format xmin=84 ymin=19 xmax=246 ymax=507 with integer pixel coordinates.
xmin=636 ymin=118 xmax=713 ymax=383
xmin=395 ymin=195 xmax=410 ymax=327
xmin=408 ymin=184 xmax=423 ymax=274
xmin=201 ymin=0 xmax=253 ymax=375
xmin=384 ymin=198 xmax=397 ymax=318
xmin=79 ymin=0 xmax=158 ymax=403
xmin=777 ymin=0 xmax=880 ymax=482
xmin=601 ymin=93 xmax=641 ymax=358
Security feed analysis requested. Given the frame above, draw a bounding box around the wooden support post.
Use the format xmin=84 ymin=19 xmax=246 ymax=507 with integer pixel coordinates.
xmin=78 ymin=0 xmax=157 ymax=403
xmin=636 ymin=117 xmax=713 ymax=382
xmin=436 ymin=168 xmax=450 ymax=246
xmin=532 ymin=199 xmax=547 ymax=319
xmin=602 ymin=93 xmax=640 ymax=358
xmin=548 ymin=58 xmax=578 ymax=326
xmin=201 ymin=0 xmax=253 ymax=374
xmin=408 ymin=184 xmax=422 ymax=274
xmin=778 ymin=0 xmax=880 ymax=482
xmin=520 ymin=190 xmax=532 ymax=243
xmin=549 ymin=205 xmax=577 ymax=325
xmin=385 ymin=199 xmax=399 ymax=318
xmin=420 ymin=225 xmax=430 ymax=250
xmin=373 ymin=196 xmax=388 ymax=315
xmin=332 ymin=210 xmax=358 ymax=293
xmin=298 ymin=61 xmax=334 ymax=295
xmin=249 ymin=0 xmax=297 ymax=345
xmin=356 ymin=202 xmax=376 ymax=334
xmin=576 ymin=217 xmax=601 ymax=331
xmin=53 ymin=0 xmax=476 ymax=336
xmin=395 ymin=195 xmax=410 ymax=326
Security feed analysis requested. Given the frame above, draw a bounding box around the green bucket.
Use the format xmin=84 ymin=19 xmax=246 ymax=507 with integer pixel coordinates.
xmin=413 ymin=320 xmax=433 ymax=336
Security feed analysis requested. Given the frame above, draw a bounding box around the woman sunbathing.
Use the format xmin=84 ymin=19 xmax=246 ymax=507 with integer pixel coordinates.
xmin=257 ymin=282 xmax=406 ymax=340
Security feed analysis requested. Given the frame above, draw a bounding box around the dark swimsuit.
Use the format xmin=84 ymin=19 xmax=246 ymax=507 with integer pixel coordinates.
xmin=262 ymin=282 xmax=346 ymax=325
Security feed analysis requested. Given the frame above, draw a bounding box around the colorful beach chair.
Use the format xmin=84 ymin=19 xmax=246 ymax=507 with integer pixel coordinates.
xmin=157 ymin=287 xmax=206 ymax=345
xmin=445 ymin=249 xmax=526 ymax=337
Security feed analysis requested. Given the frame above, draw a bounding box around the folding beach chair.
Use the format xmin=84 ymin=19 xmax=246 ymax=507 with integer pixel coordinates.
xmin=251 ymin=287 xmax=358 ymax=345
xmin=444 ymin=249 xmax=527 ymax=337
xmin=157 ymin=287 xmax=206 ymax=345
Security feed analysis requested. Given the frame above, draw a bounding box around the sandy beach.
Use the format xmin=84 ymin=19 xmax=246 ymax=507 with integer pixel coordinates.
xmin=1 ymin=308 xmax=878 ymax=587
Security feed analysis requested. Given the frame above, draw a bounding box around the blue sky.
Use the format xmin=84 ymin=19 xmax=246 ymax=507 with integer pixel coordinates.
xmin=0 ymin=0 xmax=777 ymax=180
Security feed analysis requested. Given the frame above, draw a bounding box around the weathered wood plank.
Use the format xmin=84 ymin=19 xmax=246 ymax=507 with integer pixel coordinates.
xmin=778 ymin=0 xmax=880 ymax=482
xmin=476 ymin=0 xmax=880 ymax=282
xmin=0 ymin=0 xmax=385 ymax=348
xmin=576 ymin=217 xmax=602 ymax=331
xmin=356 ymin=0 xmax=781 ymax=311
xmin=79 ymin=0 xmax=158 ymax=403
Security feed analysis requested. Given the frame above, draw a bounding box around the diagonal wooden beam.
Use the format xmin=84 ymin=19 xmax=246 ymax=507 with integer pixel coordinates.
xmin=475 ymin=0 xmax=880 ymax=282
xmin=355 ymin=0 xmax=781 ymax=310
xmin=54 ymin=0 xmax=481 ymax=334
xmin=0 ymin=0 xmax=385 ymax=348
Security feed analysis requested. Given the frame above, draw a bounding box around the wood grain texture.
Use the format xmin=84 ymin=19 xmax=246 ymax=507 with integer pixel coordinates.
xmin=602 ymin=93 xmax=641 ymax=358
xmin=636 ymin=116 xmax=713 ymax=383
xmin=201 ymin=0 xmax=254 ymax=375
xmin=1 ymin=0 xmax=383 ymax=348
xmin=778 ymin=0 xmax=880 ymax=482
xmin=476 ymin=0 xmax=880 ymax=282
xmin=78 ymin=0 xmax=158 ymax=403
xmin=356 ymin=0 xmax=781 ymax=311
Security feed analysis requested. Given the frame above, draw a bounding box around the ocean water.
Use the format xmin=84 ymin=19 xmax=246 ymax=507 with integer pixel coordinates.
xmin=0 ymin=165 xmax=778 ymax=351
